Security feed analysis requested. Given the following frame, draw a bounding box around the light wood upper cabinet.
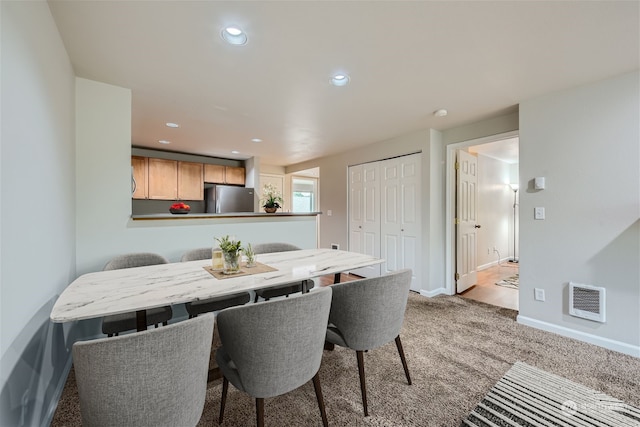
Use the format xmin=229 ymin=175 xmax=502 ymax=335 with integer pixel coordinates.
xmin=225 ymin=166 xmax=246 ymax=185
xmin=178 ymin=161 xmax=203 ymax=200
xmin=131 ymin=156 xmax=148 ymax=199
xmin=134 ymin=155 xmax=242 ymax=201
xmin=204 ymin=164 xmax=225 ymax=184
xmin=204 ymin=164 xmax=245 ymax=185
xmin=148 ymin=158 xmax=178 ymax=200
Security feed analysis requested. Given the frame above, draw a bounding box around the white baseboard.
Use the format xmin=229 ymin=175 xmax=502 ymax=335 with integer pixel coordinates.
xmin=420 ymin=287 xmax=448 ymax=298
xmin=477 ymin=258 xmax=514 ymax=271
xmin=517 ymin=315 xmax=640 ymax=358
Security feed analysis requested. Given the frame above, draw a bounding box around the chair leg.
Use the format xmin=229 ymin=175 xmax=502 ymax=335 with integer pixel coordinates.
xmin=219 ymin=376 xmax=228 ymax=424
xmin=356 ymin=350 xmax=369 ymax=416
xmin=395 ymin=335 xmax=412 ymax=385
xmin=312 ymin=372 xmax=329 ymax=427
xmin=254 ymin=294 xmax=259 ymax=303
xmin=162 ymin=320 xmax=168 ymax=326
xmin=256 ymin=397 xmax=264 ymax=427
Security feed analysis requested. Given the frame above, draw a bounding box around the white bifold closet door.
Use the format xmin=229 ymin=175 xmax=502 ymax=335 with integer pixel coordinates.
xmin=348 ymin=153 xmax=422 ymax=292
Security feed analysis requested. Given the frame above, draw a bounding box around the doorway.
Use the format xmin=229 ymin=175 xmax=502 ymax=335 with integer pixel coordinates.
xmin=445 ymin=131 xmax=519 ymax=309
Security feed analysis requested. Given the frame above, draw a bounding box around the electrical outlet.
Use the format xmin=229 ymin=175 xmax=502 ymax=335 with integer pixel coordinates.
xmin=534 ymin=288 xmax=545 ymax=301
xmin=330 ymin=243 xmax=339 ymax=250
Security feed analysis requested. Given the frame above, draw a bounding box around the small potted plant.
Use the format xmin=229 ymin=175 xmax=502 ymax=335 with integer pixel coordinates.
xmin=261 ymin=183 xmax=283 ymax=213
xmin=243 ymin=243 xmax=256 ymax=268
xmin=215 ymin=235 xmax=242 ymax=274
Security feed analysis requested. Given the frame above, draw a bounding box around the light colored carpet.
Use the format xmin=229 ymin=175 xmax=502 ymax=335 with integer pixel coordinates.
xmin=51 ymin=293 xmax=640 ymax=426
xmin=496 ymin=274 xmax=519 ymax=289
xmin=463 ymin=361 xmax=640 ymax=426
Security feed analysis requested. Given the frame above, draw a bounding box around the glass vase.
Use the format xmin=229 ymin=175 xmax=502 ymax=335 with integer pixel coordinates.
xmin=222 ymin=251 xmax=241 ymax=275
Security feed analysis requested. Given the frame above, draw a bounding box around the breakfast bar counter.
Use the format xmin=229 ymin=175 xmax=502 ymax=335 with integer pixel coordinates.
xmin=131 ymin=211 xmax=322 ymax=220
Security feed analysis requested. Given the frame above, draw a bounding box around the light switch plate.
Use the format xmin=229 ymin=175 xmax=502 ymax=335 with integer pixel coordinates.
xmin=534 ymin=177 xmax=546 ymax=190
xmin=534 ymin=207 xmax=545 ymax=220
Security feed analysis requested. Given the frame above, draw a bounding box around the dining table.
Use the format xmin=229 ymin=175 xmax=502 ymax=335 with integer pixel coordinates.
xmin=50 ymin=248 xmax=384 ymax=329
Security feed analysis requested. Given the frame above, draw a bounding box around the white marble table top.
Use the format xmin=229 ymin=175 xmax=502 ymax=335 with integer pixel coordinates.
xmin=50 ymin=249 xmax=383 ymax=323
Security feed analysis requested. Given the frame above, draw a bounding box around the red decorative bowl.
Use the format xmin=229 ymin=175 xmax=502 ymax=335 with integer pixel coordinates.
xmin=169 ymin=208 xmax=190 ymax=214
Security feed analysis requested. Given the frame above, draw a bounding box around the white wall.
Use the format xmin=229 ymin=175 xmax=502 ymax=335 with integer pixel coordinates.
xmin=1 ymin=1 xmax=76 ymax=425
xmin=475 ymin=154 xmax=514 ymax=267
xmin=518 ymin=71 xmax=640 ymax=356
xmin=76 ymin=78 xmax=318 ymax=276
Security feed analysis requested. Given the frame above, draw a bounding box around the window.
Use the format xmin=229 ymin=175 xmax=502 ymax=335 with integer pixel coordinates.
xmin=291 ymin=177 xmax=317 ymax=212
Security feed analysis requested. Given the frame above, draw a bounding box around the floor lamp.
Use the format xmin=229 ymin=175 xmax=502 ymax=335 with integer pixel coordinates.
xmin=509 ymin=183 xmax=519 ymax=263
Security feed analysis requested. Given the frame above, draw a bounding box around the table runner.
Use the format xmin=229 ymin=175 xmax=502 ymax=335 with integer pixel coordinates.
xmin=203 ymin=262 xmax=277 ymax=280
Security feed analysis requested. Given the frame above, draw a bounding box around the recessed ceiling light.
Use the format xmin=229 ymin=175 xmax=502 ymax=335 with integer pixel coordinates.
xmin=330 ymin=74 xmax=350 ymax=87
xmin=251 ymin=138 xmax=262 ymax=143
xmin=231 ymin=150 xmax=240 ymax=154
xmin=221 ymin=26 xmax=247 ymax=45
xmin=158 ymin=140 xmax=171 ymax=144
xmin=434 ymin=109 xmax=448 ymax=117
xmin=165 ymin=122 xmax=179 ymax=128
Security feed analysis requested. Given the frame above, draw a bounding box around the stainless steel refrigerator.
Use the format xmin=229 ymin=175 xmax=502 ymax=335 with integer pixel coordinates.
xmin=205 ymin=185 xmax=255 ymax=213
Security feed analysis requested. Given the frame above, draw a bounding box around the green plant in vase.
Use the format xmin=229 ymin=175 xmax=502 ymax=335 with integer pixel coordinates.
xmin=215 ymin=235 xmax=242 ymax=274
xmin=243 ymin=243 xmax=256 ymax=268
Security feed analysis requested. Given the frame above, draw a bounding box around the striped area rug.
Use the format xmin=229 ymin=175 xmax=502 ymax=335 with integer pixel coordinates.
xmin=463 ymin=362 xmax=640 ymax=427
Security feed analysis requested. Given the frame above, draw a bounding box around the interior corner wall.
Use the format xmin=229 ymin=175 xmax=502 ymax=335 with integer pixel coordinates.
xmin=475 ymin=154 xmax=514 ymax=267
xmin=518 ymin=71 xmax=640 ymax=355
xmin=1 ymin=2 xmax=76 ymax=425
xmin=428 ymin=129 xmax=446 ymax=291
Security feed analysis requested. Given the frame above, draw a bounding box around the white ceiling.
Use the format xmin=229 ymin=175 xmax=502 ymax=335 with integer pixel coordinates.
xmin=48 ymin=1 xmax=639 ymax=166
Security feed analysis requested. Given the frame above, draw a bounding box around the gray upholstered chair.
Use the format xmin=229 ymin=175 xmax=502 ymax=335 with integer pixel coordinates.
xmin=325 ymin=269 xmax=413 ymax=416
xmin=73 ymin=314 xmax=215 ymax=427
xmin=252 ymin=242 xmax=314 ymax=302
xmin=216 ymin=287 xmax=332 ymax=427
xmin=180 ymin=247 xmax=251 ymax=317
xmin=101 ymin=252 xmax=173 ymax=337
xmin=180 ymin=247 xmax=213 ymax=262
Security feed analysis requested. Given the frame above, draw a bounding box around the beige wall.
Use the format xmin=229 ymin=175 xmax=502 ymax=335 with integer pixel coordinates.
xmin=287 ymin=129 xmax=447 ymax=292
xmin=518 ymin=71 xmax=639 ymax=355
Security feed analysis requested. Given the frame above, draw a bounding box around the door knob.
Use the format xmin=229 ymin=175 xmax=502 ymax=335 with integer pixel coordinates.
xmin=474 ymin=224 xmax=481 ymax=228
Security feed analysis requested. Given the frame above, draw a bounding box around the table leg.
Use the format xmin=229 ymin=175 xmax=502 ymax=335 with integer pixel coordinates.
xmin=334 ymin=273 xmax=341 ymax=284
xmin=135 ymin=310 xmax=147 ymax=332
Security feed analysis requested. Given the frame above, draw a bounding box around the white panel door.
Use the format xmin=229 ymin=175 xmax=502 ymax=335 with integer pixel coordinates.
xmin=348 ymin=162 xmax=381 ymax=277
xmin=381 ymin=154 xmax=422 ymax=291
xmin=456 ymin=150 xmax=479 ymax=293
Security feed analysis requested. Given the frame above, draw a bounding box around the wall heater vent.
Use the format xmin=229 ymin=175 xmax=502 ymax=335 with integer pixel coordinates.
xmin=569 ymin=282 xmax=605 ymax=323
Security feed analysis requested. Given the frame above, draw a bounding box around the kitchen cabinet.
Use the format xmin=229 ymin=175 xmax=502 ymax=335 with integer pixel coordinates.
xmin=178 ymin=161 xmax=203 ymax=200
xmin=225 ymin=166 xmax=246 ymax=185
xmin=148 ymin=158 xmax=178 ymax=200
xmin=146 ymin=158 xmax=204 ymax=201
xmin=131 ymin=156 xmax=148 ymax=199
xmin=204 ymin=164 xmax=245 ymax=185
xmin=204 ymin=164 xmax=225 ymax=183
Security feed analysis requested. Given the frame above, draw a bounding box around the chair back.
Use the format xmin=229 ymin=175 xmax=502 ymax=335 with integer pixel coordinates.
xmin=216 ymin=287 xmax=332 ymax=398
xmin=181 ymin=247 xmax=214 ymax=262
xmin=252 ymin=242 xmax=300 ymax=254
xmin=329 ymin=269 xmax=412 ymax=351
xmin=73 ymin=314 xmax=215 ymax=427
xmin=103 ymin=252 xmax=169 ymax=270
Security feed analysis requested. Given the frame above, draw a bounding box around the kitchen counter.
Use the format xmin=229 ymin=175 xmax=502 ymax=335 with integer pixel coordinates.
xmin=131 ymin=211 xmax=322 ymax=220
